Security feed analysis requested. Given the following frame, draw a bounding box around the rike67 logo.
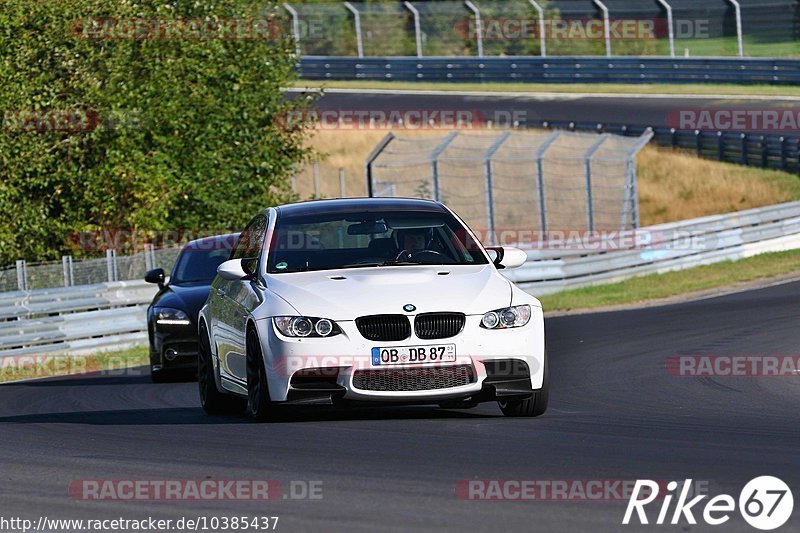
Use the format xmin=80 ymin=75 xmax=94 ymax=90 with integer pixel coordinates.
xmin=623 ymin=477 xmax=793 ymax=530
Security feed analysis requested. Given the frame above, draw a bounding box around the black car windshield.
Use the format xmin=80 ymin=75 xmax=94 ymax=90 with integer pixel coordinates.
xmin=171 ymin=246 xmax=233 ymax=285
xmin=267 ymin=209 xmax=488 ymax=274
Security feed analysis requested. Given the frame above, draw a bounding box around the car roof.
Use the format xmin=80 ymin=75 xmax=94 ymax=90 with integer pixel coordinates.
xmin=275 ymin=197 xmax=446 ymax=217
xmin=183 ymin=232 xmax=240 ymax=251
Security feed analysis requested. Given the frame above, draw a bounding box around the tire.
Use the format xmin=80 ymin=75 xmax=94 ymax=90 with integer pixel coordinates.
xmin=198 ymin=327 xmax=246 ymax=416
xmin=498 ymin=352 xmax=549 ymax=418
xmin=246 ymin=327 xmax=281 ymax=422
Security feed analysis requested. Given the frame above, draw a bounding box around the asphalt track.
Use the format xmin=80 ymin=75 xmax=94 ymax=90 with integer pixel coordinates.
xmin=305 ymin=89 xmax=800 ymax=131
xmin=1 ymin=280 xmax=799 ymax=532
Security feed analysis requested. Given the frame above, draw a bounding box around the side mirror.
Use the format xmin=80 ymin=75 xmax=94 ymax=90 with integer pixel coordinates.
xmin=217 ymin=258 xmax=258 ymax=281
xmin=144 ymin=268 xmax=165 ymax=287
xmin=486 ymin=246 xmax=527 ymax=270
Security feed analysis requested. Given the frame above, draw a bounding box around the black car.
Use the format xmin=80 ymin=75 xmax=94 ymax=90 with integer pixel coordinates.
xmin=145 ymin=233 xmax=238 ymax=382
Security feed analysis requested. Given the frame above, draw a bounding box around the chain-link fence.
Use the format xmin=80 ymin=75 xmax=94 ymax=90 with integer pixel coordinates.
xmin=366 ymin=129 xmax=653 ymax=241
xmin=284 ymin=0 xmax=799 ymax=58
xmin=1 ymin=246 xmax=185 ymax=293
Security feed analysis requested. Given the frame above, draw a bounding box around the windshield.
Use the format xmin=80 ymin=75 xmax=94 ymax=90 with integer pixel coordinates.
xmin=267 ymin=209 xmax=488 ymax=274
xmin=170 ymin=245 xmax=234 ymax=285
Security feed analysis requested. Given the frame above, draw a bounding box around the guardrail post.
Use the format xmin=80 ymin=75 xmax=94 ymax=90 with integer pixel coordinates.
xmin=535 ymin=131 xmax=561 ymax=232
xmin=717 ymin=131 xmax=724 ymax=161
xmin=741 ymin=133 xmax=749 ymax=166
xmin=528 ymin=1 xmax=547 ymax=57
xmin=760 ymin=136 xmax=768 ymax=168
xmin=464 ymin=1 xmax=484 ymax=58
xmin=365 ymin=133 xmax=396 ymax=197
xmin=15 ymin=260 xmax=27 ymax=291
xmin=780 ymin=136 xmax=787 ymax=172
xmin=404 ymin=2 xmax=423 ymax=58
xmin=655 ymin=0 xmax=676 ymax=57
xmin=483 ymin=132 xmax=511 ymax=245
xmin=695 ymin=130 xmax=702 ymax=156
xmin=343 ymin=2 xmax=364 ymax=58
xmin=584 ymin=134 xmax=610 ymax=232
xmin=430 ymin=132 xmax=459 ymax=202
xmin=282 ymin=3 xmax=302 ymax=56
xmin=592 ymin=0 xmax=612 ymax=57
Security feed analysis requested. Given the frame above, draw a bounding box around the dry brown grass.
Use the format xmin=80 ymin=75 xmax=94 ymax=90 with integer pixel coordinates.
xmin=296 ymin=129 xmax=800 ymax=226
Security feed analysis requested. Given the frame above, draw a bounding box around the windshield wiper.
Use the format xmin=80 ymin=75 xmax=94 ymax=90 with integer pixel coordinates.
xmin=380 ymin=260 xmax=426 ymax=266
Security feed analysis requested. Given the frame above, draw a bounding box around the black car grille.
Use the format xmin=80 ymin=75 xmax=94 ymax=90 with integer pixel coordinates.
xmin=414 ymin=313 xmax=466 ymax=340
xmin=356 ymin=315 xmax=411 ymax=341
xmin=352 ymin=365 xmax=475 ymax=392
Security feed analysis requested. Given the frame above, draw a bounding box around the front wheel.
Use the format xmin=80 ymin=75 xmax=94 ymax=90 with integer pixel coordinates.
xmin=246 ymin=328 xmax=282 ymax=422
xmin=499 ymin=352 xmax=549 ymax=418
xmin=198 ymin=328 xmax=246 ymax=416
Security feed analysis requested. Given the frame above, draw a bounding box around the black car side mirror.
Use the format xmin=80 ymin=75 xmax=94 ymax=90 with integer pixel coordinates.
xmin=145 ymin=268 xmax=165 ymax=287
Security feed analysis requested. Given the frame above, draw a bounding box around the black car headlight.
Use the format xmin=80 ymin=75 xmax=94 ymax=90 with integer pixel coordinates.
xmin=480 ymin=305 xmax=531 ymax=329
xmin=154 ymin=307 xmax=191 ymax=326
xmin=273 ymin=316 xmax=341 ymax=338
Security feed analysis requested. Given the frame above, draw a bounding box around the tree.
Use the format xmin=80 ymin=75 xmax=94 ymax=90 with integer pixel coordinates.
xmin=0 ymin=0 xmax=314 ymax=263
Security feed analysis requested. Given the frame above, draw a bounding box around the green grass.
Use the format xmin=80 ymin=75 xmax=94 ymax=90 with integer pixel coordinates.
xmin=293 ymin=80 xmax=800 ymax=98
xmin=539 ymin=249 xmax=800 ymax=312
xmin=0 ymin=346 xmax=149 ymax=383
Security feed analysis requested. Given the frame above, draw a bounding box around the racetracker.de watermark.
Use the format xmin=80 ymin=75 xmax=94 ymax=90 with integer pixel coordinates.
xmin=69 ymin=18 xmax=282 ymax=40
xmin=668 ymin=109 xmax=800 ymax=133
xmin=455 ymin=479 xmax=683 ymax=501
xmin=666 ymin=355 xmax=800 ymax=377
xmin=69 ymin=480 xmax=323 ymax=501
xmin=277 ymin=109 xmax=489 ymax=130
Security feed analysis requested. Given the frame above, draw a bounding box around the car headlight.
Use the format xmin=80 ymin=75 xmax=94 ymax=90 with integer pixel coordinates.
xmin=154 ymin=307 xmax=191 ymax=326
xmin=481 ymin=305 xmax=531 ymax=329
xmin=273 ymin=316 xmax=341 ymax=338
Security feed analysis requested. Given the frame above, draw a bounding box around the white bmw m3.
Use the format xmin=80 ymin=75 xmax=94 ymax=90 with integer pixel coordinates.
xmin=198 ymin=198 xmax=548 ymax=420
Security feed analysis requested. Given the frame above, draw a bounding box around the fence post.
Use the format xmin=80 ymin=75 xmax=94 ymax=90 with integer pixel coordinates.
xmin=695 ymin=130 xmax=702 ymax=156
xmin=62 ymin=255 xmax=74 ymax=287
xmin=106 ymin=249 xmax=118 ymax=282
xmin=144 ymin=243 xmax=155 ymax=271
xmin=535 ymin=131 xmax=561 ymax=233
xmin=726 ymin=0 xmax=744 ymax=57
xmin=464 ymin=1 xmax=484 ymax=58
xmin=528 ymin=1 xmax=547 ymax=57
xmin=483 ymin=132 xmax=511 ymax=245
xmin=15 ymin=260 xmax=27 ymax=291
xmin=430 ymin=132 xmax=459 ymax=202
xmin=339 ymin=168 xmax=346 ymax=197
xmin=780 ymin=137 xmax=787 ymax=171
xmin=282 ymin=3 xmax=302 ymax=56
xmin=404 ymin=2 xmax=423 ymax=58
xmin=655 ymin=0 xmax=676 ymax=57
xmin=760 ymin=136 xmax=768 ymax=168
xmin=365 ymin=133 xmax=396 ymax=197
xmin=313 ymin=162 xmax=320 ymax=199
xmin=584 ymin=134 xmax=610 ymax=232
xmin=343 ymin=2 xmax=364 ymax=58
xmin=592 ymin=0 xmax=612 ymax=57
xmin=717 ymin=131 xmax=724 ymax=161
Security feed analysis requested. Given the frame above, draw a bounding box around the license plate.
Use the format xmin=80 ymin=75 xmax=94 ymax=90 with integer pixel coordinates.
xmin=371 ymin=344 xmax=456 ymax=366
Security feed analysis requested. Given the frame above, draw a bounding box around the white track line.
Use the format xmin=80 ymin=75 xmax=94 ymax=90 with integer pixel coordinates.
xmin=285 ymin=87 xmax=800 ymax=102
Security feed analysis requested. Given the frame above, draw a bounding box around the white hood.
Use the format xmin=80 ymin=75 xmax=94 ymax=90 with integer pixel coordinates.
xmin=265 ymin=265 xmax=512 ymax=321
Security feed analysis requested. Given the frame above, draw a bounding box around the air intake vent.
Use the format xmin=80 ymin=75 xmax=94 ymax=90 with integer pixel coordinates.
xmin=352 ymin=365 xmax=475 ymax=391
xmin=414 ymin=313 xmax=466 ymax=340
xmin=356 ymin=315 xmax=411 ymax=342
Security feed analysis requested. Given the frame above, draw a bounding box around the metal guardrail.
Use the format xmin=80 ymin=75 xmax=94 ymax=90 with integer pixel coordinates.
xmin=540 ymin=121 xmax=800 ymax=176
xmin=505 ymin=200 xmax=800 ymax=295
xmin=0 ymin=281 xmax=157 ymax=356
xmin=299 ymin=56 xmax=800 ymax=85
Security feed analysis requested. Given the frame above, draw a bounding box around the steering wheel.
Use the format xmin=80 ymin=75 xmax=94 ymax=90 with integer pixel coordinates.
xmin=396 ymin=249 xmax=448 ymax=263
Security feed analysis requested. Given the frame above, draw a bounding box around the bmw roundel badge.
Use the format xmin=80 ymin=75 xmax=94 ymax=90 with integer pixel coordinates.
xmin=403 ymin=304 xmax=416 ymax=312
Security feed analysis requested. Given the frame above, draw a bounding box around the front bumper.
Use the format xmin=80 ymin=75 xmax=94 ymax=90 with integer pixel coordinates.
xmin=149 ymin=323 xmax=200 ymax=372
xmin=255 ymin=309 xmax=545 ymax=404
